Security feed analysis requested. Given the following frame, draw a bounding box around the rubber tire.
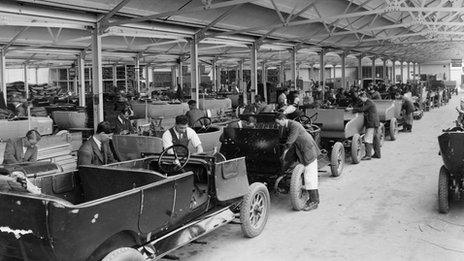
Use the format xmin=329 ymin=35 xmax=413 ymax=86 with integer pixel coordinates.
xmin=240 ymin=182 xmax=270 ymax=238
xmin=289 ymin=164 xmax=309 ymax=211
xmin=330 ymin=142 xmax=345 ymax=177
xmin=389 ymin=118 xmax=398 ymax=141
xmin=351 ymin=134 xmax=362 ymax=164
xmin=102 ymin=247 xmax=145 ymax=261
xmin=438 ymin=166 xmax=450 ymax=214
xmin=378 ymin=123 xmax=385 ymax=147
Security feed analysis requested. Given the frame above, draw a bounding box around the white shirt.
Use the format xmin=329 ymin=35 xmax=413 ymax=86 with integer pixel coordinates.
xmin=162 ymin=127 xmax=201 ymax=149
xmin=118 ymin=115 xmax=124 ymax=124
xmin=283 ymin=104 xmax=297 ymax=115
xmin=92 ymin=136 xmax=102 ymax=151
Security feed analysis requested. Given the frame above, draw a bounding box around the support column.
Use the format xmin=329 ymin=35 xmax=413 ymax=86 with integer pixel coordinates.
xmin=250 ymin=42 xmax=258 ymax=103
xmin=170 ymin=65 xmax=176 ymax=91
xmin=134 ymin=56 xmax=140 ymax=92
xmin=341 ymin=52 xmax=346 ymax=90
xmin=78 ymin=53 xmax=85 ymax=107
xmin=145 ymin=65 xmax=150 ymax=91
xmin=382 ymin=59 xmax=387 ymax=80
xmin=319 ymin=49 xmax=325 ymax=98
xmin=216 ymin=65 xmax=221 ymax=91
xmin=0 ymin=50 xmax=6 ymax=104
xmin=178 ymin=60 xmax=183 ymax=92
xmin=211 ymin=60 xmax=217 ymax=91
xmin=190 ymin=36 xmax=199 ymax=106
xmin=261 ymin=61 xmax=267 ymax=102
xmin=371 ymin=56 xmax=376 ymax=79
xmin=279 ymin=61 xmax=285 ymax=86
xmin=23 ymin=63 xmax=29 ymax=99
xmin=407 ymin=62 xmax=410 ymax=81
xmin=238 ymin=59 xmax=245 ymax=105
xmin=112 ymin=64 xmax=117 ymax=87
xmin=413 ymin=63 xmax=416 ymax=81
xmin=91 ymin=26 xmax=103 ymax=129
xmin=400 ymin=61 xmax=404 ymax=83
xmin=290 ymin=47 xmax=297 ymax=87
xmin=392 ymin=60 xmax=396 ymax=83
xmin=357 ymin=54 xmax=362 ymax=87
xmin=35 ymin=67 xmax=39 ymax=84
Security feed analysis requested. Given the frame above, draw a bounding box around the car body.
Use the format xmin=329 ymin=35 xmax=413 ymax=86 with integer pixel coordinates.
xmin=0 ymin=153 xmax=269 ymax=260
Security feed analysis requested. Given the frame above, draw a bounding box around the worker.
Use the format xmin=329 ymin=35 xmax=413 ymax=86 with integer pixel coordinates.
xmin=77 ymin=121 xmax=117 ymax=166
xmin=162 ymin=115 xmax=203 ymax=154
xmin=369 ymin=88 xmax=382 ymax=100
xmin=351 ymin=91 xmax=381 ymax=160
xmin=277 ymin=89 xmax=289 ymax=109
xmin=398 ymin=93 xmax=415 ymax=132
xmin=2 ymin=129 xmax=41 ymax=165
xmin=275 ymin=113 xmax=321 ymax=211
xmin=282 ymin=96 xmax=303 ymax=120
xmin=114 ymin=107 xmax=135 ymax=135
xmin=185 ymin=100 xmax=205 ymax=127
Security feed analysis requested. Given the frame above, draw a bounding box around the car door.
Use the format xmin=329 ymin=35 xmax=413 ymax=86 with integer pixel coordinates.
xmin=138 ymin=172 xmax=194 ymax=234
xmin=214 ymin=157 xmax=249 ymax=202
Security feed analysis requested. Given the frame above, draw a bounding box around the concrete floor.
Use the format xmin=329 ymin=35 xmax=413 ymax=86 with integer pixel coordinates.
xmin=170 ymin=95 xmax=464 ymax=261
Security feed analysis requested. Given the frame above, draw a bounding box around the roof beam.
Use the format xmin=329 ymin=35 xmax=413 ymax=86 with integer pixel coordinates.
xmin=197 ymin=4 xmax=243 ymax=41
xmin=2 ymin=26 xmax=29 ymax=52
xmin=108 ymin=0 xmax=257 ymax=27
xmin=100 ymin=0 xmax=133 ymax=24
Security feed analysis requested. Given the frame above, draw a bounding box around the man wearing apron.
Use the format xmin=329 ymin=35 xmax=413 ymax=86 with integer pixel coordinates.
xmin=162 ymin=115 xmax=204 ymax=154
xmin=275 ymin=113 xmax=321 ymax=211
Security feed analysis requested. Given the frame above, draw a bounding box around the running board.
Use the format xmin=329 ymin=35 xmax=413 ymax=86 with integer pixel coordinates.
xmin=138 ymin=207 xmax=235 ymax=260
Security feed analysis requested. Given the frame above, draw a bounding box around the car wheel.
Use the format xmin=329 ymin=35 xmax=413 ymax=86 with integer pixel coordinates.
xmin=351 ymin=134 xmax=362 ymax=164
xmin=438 ymin=166 xmax=450 ymax=214
xmin=389 ymin=118 xmax=398 ymax=141
xmin=379 ymin=123 xmax=385 ymax=147
xmin=289 ymin=164 xmax=309 ymax=211
xmin=102 ymin=247 xmax=144 ymax=261
xmin=330 ymin=142 xmax=345 ymax=177
xmin=240 ymin=182 xmax=270 ymax=238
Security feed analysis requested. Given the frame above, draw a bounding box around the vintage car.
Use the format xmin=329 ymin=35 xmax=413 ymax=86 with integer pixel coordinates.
xmin=437 ymin=127 xmax=464 ymax=213
xmin=0 ymin=146 xmax=269 ymax=260
xmin=112 ymin=117 xmax=223 ymax=161
xmin=220 ymin=112 xmax=344 ymax=211
xmin=372 ymin=100 xmax=397 ymax=141
xmin=305 ymin=107 xmax=365 ymax=164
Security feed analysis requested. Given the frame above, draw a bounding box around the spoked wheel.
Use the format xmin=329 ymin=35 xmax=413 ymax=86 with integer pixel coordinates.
xmin=240 ymin=182 xmax=270 ymax=238
xmin=158 ymin=144 xmax=190 ymax=174
xmin=438 ymin=166 xmax=450 ymax=214
xmin=289 ymin=164 xmax=309 ymax=211
xmin=193 ymin=116 xmax=212 ymax=130
xmin=102 ymin=247 xmax=145 ymax=261
xmin=389 ymin=118 xmax=398 ymax=141
xmin=330 ymin=142 xmax=345 ymax=177
xmin=351 ymin=134 xmax=362 ymax=164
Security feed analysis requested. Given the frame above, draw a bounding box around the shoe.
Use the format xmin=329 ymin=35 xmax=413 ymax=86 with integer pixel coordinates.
xmin=372 ymin=154 xmax=381 ymax=159
xmin=303 ymin=190 xmax=319 ymax=211
xmin=362 ymin=143 xmax=372 ymax=160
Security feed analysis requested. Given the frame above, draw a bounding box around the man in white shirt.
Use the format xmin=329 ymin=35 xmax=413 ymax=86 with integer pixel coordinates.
xmin=162 ymin=115 xmax=203 ymax=154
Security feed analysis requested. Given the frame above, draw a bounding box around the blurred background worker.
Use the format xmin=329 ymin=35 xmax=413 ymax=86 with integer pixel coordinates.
xmin=185 ymin=100 xmax=205 ymax=127
xmin=275 ymin=113 xmax=321 ymax=211
xmin=162 ymin=115 xmax=203 ymax=154
xmin=351 ymin=91 xmax=381 ymax=160
xmin=77 ymin=121 xmax=117 ymax=166
xmin=2 ymin=129 xmax=41 ymax=165
xmin=114 ymin=107 xmax=135 ymax=135
xmin=397 ymin=93 xmax=415 ymax=132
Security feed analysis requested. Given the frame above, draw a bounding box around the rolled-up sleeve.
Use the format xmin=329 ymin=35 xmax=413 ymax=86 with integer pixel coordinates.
xmin=162 ymin=131 xmax=173 ymax=149
xmin=187 ymin=128 xmax=202 ymax=148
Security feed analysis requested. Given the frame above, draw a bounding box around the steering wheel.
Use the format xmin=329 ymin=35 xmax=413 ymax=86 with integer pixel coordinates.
xmin=193 ymin=116 xmax=212 ymax=130
xmin=295 ymin=115 xmax=311 ymax=125
xmin=158 ymin=144 xmax=191 ymax=174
